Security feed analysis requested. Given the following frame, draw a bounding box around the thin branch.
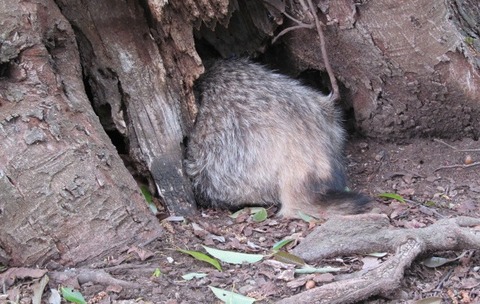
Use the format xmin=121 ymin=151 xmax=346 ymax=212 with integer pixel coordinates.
xmin=433 ymin=138 xmax=457 ymax=150
xmin=306 ymin=0 xmax=339 ymax=102
xmin=271 ymin=0 xmax=339 ymax=102
xmin=434 ymin=162 xmax=480 ymax=172
xmin=433 ymin=138 xmax=480 ymax=152
xmin=283 ymin=11 xmax=312 ymax=27
xmin=297 ymin=0 xmax=310 ymax=13
xmin=404 ymin=199 xmax=445 ymax=219
xmin=272 ymin=24 xmax=313 ymax=44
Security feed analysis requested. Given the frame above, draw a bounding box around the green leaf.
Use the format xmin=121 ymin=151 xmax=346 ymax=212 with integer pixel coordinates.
xmin=464 ymin=36 xmax=475 ymax=46
xmin=147 ymin=203 xmax=158 ymax=214
xmin=140 ymin=185 xmax=158 ymax=214
xmin=209 ymin=286 xmax=256 ymax=304
xmin=230 ymin=207 xmax=268 ymax=220
xmin=297 ymin=211 xmax=316 ymax=222
xmin=424 ymin=200 xmax=436 ymax=207
xmin=229 ymin=208 xmax=249 ymax=219
xmin=252 ymin=208 xmax=268 ymax=222
xmin=272 ymin=239 xmax=293 ymax=251
xmin=60 ymin=287 xmax=87 ymax=304
xmin=152 ymin=268 xmax=162 ymax=277
xmin=203 ymin=246 xmax=264 ymax=264
xmin=273 ymin=251 xmax=305 ymax=266
xmin=294 ymin=265 xmax=341 ymax=274
xmin=248 ymin=207 xmax=266 ymax=214
xmin=140 ymin=185 xmax=153 ymax=204
xmin=182 ymin=272 xmax=208 ymax=281
xmin=377 ymin=192 xmax=405 ymax=203
xmin=178 ymin=249 xmax=222 ymax=271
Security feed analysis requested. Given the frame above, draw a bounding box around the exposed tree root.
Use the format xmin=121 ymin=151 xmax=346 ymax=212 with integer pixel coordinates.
xmin=49 ymin=268 xmax=141 ymax=289
xmin=277 ymin=214 xmax=480 ymax=303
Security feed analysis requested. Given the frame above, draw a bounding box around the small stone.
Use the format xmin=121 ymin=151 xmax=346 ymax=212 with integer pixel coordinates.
xmin=465 ymin=155 xmax=473 ymax=165
xmin=305 ymin=280 xmax=316 ymax=289
xmin=359 ymin=142 xmax=369 ymax=149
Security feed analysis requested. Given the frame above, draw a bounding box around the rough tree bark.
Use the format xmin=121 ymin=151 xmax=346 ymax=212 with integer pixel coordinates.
xmin=0 ymin=0 xmax=161 ymax=267
xmin=271 ymin=0 xmax=480 ymax=140
xmin=55 ymin=0 xmax=238 ymax=216
xmin=1 ymin=0 xmax=479 ymax=273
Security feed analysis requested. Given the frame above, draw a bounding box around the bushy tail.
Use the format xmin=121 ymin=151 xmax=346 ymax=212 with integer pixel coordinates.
xmin=320 ymin=189 xmax=372 ymax=216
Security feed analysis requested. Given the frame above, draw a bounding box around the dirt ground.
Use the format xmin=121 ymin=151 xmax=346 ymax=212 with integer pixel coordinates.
xmin=4 ymin=137 xmax=480 ymax=303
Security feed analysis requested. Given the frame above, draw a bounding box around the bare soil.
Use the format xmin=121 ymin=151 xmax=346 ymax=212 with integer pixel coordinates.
xmin=5 ymin=137 xmax=480 ymax=303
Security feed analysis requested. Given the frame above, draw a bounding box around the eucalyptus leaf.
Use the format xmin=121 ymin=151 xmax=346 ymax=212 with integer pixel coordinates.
xmin=248 ymin=207 xmax=266 ymax=214
xmin=203 ymin=246 xmax=263 ymax=264
xmin=273 ymin=251 xmax=305 ymax=266
xmin=422 ymin=252 xmax=466 ymax=268
xmin=182 ymin=272 xmax=208 ymax=281
xmin=60 ymin=287 xmax=87 ymax=304
xmin=230 ymin=208 xmax=249 ymax=219
xmin=140 ymin=185 xmax=158 ymax=214
xmin=209 ymin=286 xmax=256 ymax=304
xmin=252 ymin=208 xmax=268 ymax=222
xmin=377 ymin=192 xmax=405 ymax=203
xmin=297 ymin=211 xmax=316 ymax=222
xmin=272 ymin=239 xmax=293 ymax=251
xmin=367 ymin=252 xmax=388 ymax=258
xmin=140 ymin=185 xmax=153 ymax=204
xmin=178 ymin=249 xmax=222 ymax=271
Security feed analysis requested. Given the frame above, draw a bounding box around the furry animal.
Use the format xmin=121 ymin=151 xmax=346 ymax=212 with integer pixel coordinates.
xmin=185 ymin=59 xmax=369 ymax=218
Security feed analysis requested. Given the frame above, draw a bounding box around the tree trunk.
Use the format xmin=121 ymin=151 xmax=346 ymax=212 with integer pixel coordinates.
xmin=55 ymin=0 xmax=234 ymax=216
xmin=1 ymin=0 xmax=479 ymax=267
xmin=269 ymin=0 xmax=480 ymax=140
xmin=0 ymin=0 xmax=161 ymax=267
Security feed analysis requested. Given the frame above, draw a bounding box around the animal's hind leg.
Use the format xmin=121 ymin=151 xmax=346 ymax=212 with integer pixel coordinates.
xmin=276 ymin=166 xmax=339 ymax=218
xmin=277 ymin=178 xmax=320 ymax=218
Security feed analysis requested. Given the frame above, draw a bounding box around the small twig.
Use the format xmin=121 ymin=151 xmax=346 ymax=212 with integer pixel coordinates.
xmin=272 ymin=24 xmax=313 ymax=44
xmin=433 ymin=138 xmax=457 ymax=150
xmin=434 ymin=268 xmax=453 ymax=291
xmin=404 ymin=199 xmax=445 ymax=219
xmin=297 ymin=0 xmax=310 ymax=13
xmin=456 ymin=148 xmax=480 ymax=152
xmin=271 ymin=0 xmax=339 ymax=102
xmin=434 ymin=162 xmax=480 ymax=172
xmin=283 ymin=10 xmax=311 ymax=26
xmin=433 ymin=138 xmax=480 ymax=152
xmin=272 ymin=6 xmax=314 ymax=43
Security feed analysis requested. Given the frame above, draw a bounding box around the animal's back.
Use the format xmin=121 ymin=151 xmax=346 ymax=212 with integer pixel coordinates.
xmin=185 ymin=59 xmax=368 ymax=218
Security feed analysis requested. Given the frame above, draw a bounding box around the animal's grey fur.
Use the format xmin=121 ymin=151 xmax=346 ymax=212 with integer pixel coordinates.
xmin=185 ymin=59 xmax=369 ymax=218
